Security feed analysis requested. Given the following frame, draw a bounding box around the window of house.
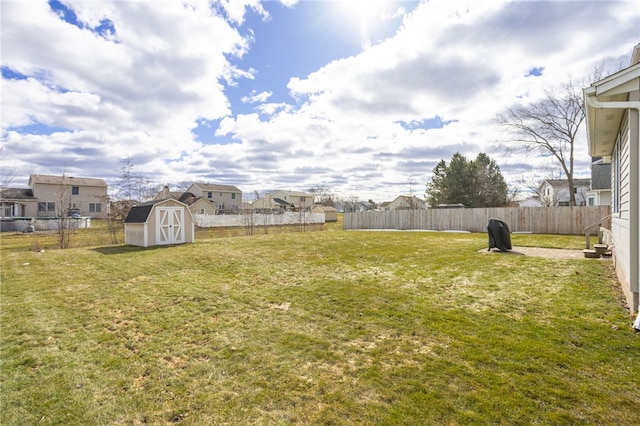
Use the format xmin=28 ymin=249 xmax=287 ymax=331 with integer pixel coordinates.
xmin=89 ymin=203 xmax=101 ymax=213
xmin=231 ymin=193 xmax=236 ymax=199
xmin=613 ymin=135 xmax=621 ymax=214
xmin=207 ymin=192 xmax=212 ymax=198
xmin=588 ymin=197 xmax=594 ymax=206
xmin=200 ymin=208 xmax=205 ymax=214
xmin=72 ymin=186 xmax=79 ymax=195
xmin=300 ymin=197 xmax=306 ymax=202
xmin=38 ymin=202 xmax=55 ymax=212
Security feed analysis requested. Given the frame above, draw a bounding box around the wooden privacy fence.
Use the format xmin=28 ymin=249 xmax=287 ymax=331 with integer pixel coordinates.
xmin=343 ymin=206 xmax=611 ymax=235
xmin=194 ymin=212 xmax=325 ymax=228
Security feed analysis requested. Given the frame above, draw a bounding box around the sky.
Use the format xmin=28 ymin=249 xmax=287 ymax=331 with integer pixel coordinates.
xmin=1 ymin=0 xmax=639 ymax=202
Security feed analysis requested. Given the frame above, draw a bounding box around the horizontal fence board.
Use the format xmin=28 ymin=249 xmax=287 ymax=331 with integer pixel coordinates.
xmin=343 ymin=206 xmax=611 ymax=235
xmin=194 ymin=212 xmax=325 ymax=228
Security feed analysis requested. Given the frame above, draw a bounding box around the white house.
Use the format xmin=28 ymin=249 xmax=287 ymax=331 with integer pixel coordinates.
xmin=583 ymin=43 xmax=640 ymax=312
xmin=518 ymin=196 xmax=545 ymax=208
xmin=537 ymin=179 xmax=591 ymax=206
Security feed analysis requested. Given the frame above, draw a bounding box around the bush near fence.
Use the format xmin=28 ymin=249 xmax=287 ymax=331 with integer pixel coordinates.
xmin=343 ymin=206 xmax=611 ymax=235
xmin=194 ymin=212 xmax=325 ymax=228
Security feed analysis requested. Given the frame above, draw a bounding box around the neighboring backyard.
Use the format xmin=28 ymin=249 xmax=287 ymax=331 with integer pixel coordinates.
xmin=1 ymin=221 xmax=638 ymax=425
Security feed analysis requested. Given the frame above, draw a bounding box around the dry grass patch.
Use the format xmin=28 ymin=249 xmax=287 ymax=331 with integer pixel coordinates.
xmin=2 ymin=229 xmax=639 ymax=425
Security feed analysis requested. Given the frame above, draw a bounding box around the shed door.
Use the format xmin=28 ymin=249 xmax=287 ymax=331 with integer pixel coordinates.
xmin=156 ymin=207 xmax=184 ymax=245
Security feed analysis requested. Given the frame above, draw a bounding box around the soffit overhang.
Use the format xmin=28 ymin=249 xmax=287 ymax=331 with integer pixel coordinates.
xmin=584 ymin=63 xmax=640 ymax=157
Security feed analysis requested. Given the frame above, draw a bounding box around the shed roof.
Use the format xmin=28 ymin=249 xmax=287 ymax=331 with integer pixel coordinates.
xmin=124 ymin=200 xmax=165 ymax=223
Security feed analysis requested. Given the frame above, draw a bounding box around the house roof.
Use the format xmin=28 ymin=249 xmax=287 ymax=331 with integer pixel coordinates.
xmin=273 ymin=190 xmax=311 ymax=197
xmin=313 ymin=206 xmax=338 ymax=212
xmin=28 ymin=174 xmax=108 ymax=187
xmin=0 ymin=187 xmax=35 ymax=200
xmin=184 ymin=196 xmax=215 ymax=207
xmin=542 ymin=179 xmax=591 ymax=188
xmin=191 ymin=183 xmax=242 ymax=193
xmin=584 ymin=43 xmax=640 ymax=157
xmin=392 ymin=195 xmax=425 ymax=203
xmin=272 ymin=198 xmax=291 ymax=206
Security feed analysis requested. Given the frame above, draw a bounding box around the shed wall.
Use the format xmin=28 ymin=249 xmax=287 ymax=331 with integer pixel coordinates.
xmin=125 ymin=223 xmax=147 ymax=247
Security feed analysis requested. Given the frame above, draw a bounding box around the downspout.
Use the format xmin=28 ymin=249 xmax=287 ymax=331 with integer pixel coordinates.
xmin=585 ymin=94 xmax=640 ymax=309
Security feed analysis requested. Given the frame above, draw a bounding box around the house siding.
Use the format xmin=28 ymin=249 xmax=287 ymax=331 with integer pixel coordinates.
xmin=271 ymin=191 xmax=312 ymax=211
xmin=27 ymin=176 xmax=109 ymax=219
xmin=125 ymin=223 xmax=147 ymax=247
xmin=187 ymin=184 xmax=242 ymax=211
xmin=611 ymin=111 xmax=637 ymax=309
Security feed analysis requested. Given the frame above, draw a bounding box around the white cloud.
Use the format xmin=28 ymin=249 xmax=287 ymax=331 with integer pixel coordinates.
xmin=242 ymin=90 xmax=273 ymax=104
xmin=1 ymin=0 xmax=639 ymax=202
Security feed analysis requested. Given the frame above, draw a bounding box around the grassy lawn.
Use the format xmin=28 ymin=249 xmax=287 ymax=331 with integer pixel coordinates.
xmin=1 ymin=222 xmax=638 ymax=425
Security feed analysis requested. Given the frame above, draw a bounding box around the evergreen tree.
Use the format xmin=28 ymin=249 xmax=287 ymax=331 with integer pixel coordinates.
xmin=425 ymin=152 xmax=508 ymax=208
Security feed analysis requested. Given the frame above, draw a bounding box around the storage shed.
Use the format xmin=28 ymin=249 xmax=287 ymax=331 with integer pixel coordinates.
xmin=312 ymin=206 xmax=339 ymax=222
xmin=124 ymin=199 xmax=195 ymax=247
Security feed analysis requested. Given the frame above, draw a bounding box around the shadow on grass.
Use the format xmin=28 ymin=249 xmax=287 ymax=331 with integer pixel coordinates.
xmin=92 ymin=245 xmax=180 ymax=255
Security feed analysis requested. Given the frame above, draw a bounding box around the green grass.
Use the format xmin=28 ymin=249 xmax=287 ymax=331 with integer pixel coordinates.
xmin=1 ymin=224 xmax=638 ymax=425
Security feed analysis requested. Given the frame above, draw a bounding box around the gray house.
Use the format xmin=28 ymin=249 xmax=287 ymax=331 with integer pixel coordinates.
xmin=583 ymin=42 xmax=640 ymax=312
xmin=586 ymin=158 xmax=611 ymax=206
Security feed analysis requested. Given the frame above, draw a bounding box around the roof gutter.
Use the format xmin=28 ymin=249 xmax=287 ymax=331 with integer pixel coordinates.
xmin=585 ymin=93 xmax=640 ymax=307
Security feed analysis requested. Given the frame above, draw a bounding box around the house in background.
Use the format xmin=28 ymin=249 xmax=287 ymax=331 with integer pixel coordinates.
xmin=1 ymin=174 xmax=108 ymax=219
xmin=0 ymin=187 xmax=36 ymax=217
xmin=518 ymin=196 xmax=545 ymax=208
xmin=251 ymin=193 xmax=291 ymax=212
xmin=583 ymin=42 xmax=640 ymax=313
xmin=334 ymin=200 xmax=374 ymax=213
xmin=186 ymin=183 xmax=242 ymax=212
xmin=271 ymin=190 xmax=313 ymax=211
xmin=383 ymin=195 xmax=426 ymax=211
xmin=586 ymin=158 xmax=612 ymax=206
xmin=253 ymin=190 xmax=313 ymax=212
xmin=154 ymin=186 xmax=217 ymax=215
xmin=537 ymin=178 xmax=591 ymax=206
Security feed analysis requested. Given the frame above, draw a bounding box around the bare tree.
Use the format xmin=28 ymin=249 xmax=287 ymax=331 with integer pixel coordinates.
xmin=0 ymin=144 xmax=18 ymax=188
xmin=55 ymin=175 xmax=77 ymax=249
xmin=308 ymin=186 xmax=334 ymax=206
xmin=115 ymin=158 xmax=158 ymax=203
xmin=523 ymin=168 xmax=565 ymax=207
xmin=497 ymin=78 xmax=587 ymax=206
